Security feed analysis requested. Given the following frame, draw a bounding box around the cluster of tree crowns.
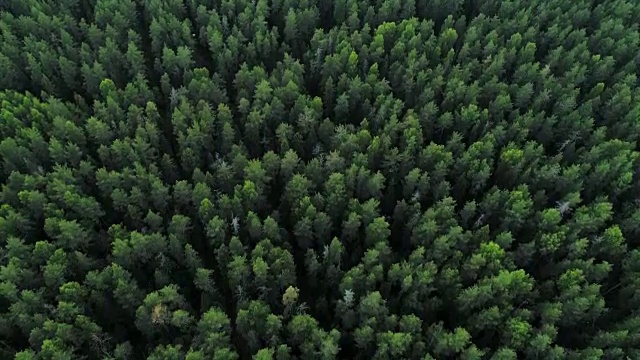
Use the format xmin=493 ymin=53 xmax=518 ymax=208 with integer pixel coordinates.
xmin=1 ymin=0 xmax=640 ymax=358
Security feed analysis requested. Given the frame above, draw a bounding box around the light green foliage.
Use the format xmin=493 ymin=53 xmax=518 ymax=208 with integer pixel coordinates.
xmin=1 ymin=0 xmax=640 ymax=358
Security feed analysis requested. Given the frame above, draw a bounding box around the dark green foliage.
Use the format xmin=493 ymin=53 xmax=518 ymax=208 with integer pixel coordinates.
xmin=2 ymin=0 xmax=640 ymax=359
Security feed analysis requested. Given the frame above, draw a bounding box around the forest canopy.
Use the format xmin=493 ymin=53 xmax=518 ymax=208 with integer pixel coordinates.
xmin=1 ymin=0 xmax=640 ymax=359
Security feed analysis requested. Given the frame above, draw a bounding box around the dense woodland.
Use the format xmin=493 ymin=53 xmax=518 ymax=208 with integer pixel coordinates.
xmin=1 ymin=0 xmax=640 ymax=358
